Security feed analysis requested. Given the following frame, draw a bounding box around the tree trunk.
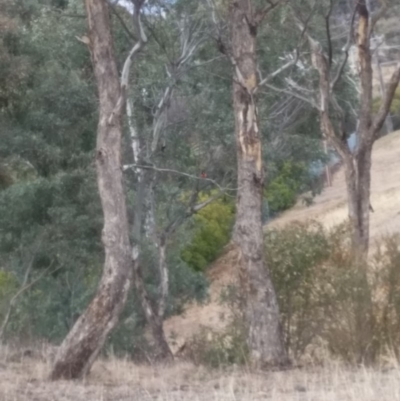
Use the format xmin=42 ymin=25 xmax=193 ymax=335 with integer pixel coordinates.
xmin=126 ymin=101 xmax=173 ymax=360
xmin=355 ymin=146 xmax=373 ymax=257
xmin=132 ymin=244 xmax=173 ymax=360
xmin=298 ymin=1 xmax=400 ymax=262
xmin=50 ymin=0 xmax=133 ymax=380
xmin=352 ymin=0 xmax=374 ymax=260
xmin=230 ymin=0 xmax=288 ymax=368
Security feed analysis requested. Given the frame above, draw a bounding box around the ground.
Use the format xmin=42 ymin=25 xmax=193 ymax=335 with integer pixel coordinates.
xmin=1 ymin=351 xmax=400 ymax=401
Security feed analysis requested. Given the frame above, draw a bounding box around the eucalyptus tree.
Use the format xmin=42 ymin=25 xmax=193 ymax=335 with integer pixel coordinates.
xmin=283 ymin=0 xmax=400 ymax=260
xmin=50 ymin=0 xmax=148 ymax=380
xmin=203 ymin=0 xmax=310 ymax=368
xmin=122 ymin=3 xmax=233 ymax=359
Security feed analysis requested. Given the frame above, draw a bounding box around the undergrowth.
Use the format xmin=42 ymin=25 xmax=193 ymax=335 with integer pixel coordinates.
xmin=187 ymin=222 xmax=400 ymax=368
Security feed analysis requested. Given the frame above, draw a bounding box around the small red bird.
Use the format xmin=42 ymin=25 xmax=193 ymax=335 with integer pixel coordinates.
xmin=201 ymin=171 xmax=207 ymax=179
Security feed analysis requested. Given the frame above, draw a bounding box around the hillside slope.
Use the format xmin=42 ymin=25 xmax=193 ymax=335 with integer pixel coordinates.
xmin=164 ymin=130 xmax=400 ymax=354
xmin=267 ymin=130 xmax=400 ymax=238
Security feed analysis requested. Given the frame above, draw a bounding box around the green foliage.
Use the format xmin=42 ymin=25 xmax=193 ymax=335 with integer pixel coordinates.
xmin=266 ymin=222 xmax=400 ymax=364
xmin=265 ymin=161 xmax=308 ymax=215
xmin=265 ymin=222 xmax=330 ymax=357
xmin=181 ymin=195 xmax=235 ymax=272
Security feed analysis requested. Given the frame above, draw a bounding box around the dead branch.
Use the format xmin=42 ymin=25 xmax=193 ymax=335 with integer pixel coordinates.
xmin=369 ymin=0 xmax=389 ymax=35
xmin=254 ymin=0 xmax=288 ymax=26
xmin=123 ymin=163 xmax=236 ymax=193
xmin=372 ymin=64 xmax=400 ymax=136
xmin=255 ymin=5 xmax=315 ymax=93
xmin=110 ymin=1 xmax=137 ymax=42
xmin=0 ymin=262 xmax=60 ymax=341
xmin=331 ymin=5 xmax=357 ymax=91
xmin=263 ymin=82 xmax=318 ymax=109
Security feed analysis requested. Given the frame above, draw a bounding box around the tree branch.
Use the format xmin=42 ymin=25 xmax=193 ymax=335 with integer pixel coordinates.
xmin=369 ymin=0 xmax=389 ymax=35
xmin=263 ymin=82 xmax=318 ymax=109
xmin=0 ymin=262 xmax=60 ymax=341
xmin=110 ymin=1 xmax=137 ymax=43
xmin=256 ymin=54 xmax=299 ymax=92
xmin=372 ymin=64 xmax=400 ymax=136
xmin=254 ymin=0 xmax=288 ymax=26
xmin=325 ymin=0 xmax=334 ymax=67
xmin=330 ymin=5 xmax=357 ymax=91
xmin=123 ymin=164 xmax=236 ymax=192
xmin=110 ymin=0 xmax=147 ymax=123
xmin=255 ymin=5 xmax=314 ymax=92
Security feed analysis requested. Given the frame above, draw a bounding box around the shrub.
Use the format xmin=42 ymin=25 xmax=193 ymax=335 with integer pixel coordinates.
xmin=265 ymin=222 xmax=331 ymax=357
xmin=186 ymin=319 xmax=248 ymax=368
xmin=181 ymin=195 xmax=235 ymax=272
xmin=265 ymin=161 xmax=308 ymax=215
xmin=266 ymin=222 xmax=400 ymax=364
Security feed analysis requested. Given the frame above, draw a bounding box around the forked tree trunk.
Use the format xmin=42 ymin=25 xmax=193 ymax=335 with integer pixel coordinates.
xmin=301 ymin=0 xmax=400 ymax=261
xmin=230 ymin=0 xmax=288 ymax=368
xmin=127 ymin=108 xmax=172 ymax=360
xmin=50 ymin=0 xmax=133 ymax=380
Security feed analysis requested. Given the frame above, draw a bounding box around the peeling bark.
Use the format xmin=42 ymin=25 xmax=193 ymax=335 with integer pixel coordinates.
xmin=298 ymin=1 xmax=400 ymax=260
xmin=50 ymin=0 xmax=135 ymax=380
xmin=230 ymin=0 xmax=288 ymax=368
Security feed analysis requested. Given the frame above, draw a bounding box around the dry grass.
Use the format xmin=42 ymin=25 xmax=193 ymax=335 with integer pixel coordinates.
xmin=1 ymin=347 xmax=400 ymax=401
xmin=268 ymin=130 xmax=400 ymax=242
xmin=4 ymin=138 xmax=400 ymax=401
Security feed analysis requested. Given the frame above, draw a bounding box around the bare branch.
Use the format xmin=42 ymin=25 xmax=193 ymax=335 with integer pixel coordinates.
xmin=254 ymin=0 xmax=287 ymax=26
xmin=123 ymin=164 xmax=236 ymax=192
xmin=372 ymin=64 xmax=400 ymax=136
xmin=120 ymin=1 xmax=147 ymax=90
xmin=330 ymin=5 xmax=357 ymax=91
xmin=256 ymin=54 xmax=299 ymax=92
xmin=0 ymin=262 xmax=60 ymax=341
xmin=149 ymin=17 xmax=205 ymax=155
xmin=256 ymin=5 xmax=314 ymax=92
xmin=369 ymin=0 xmax=389 ymax=35
xmin=110 ymin=2 xmax=136 ymax=43
xmin=110 ymin=0 xmax=147 ymax=123
xmin=192 ymin=192 xmax=222 ymax=213
xmin=263 ymin=82 xmax=318 ymax=109
xmin=325 ymin=0 xmax=334 ymax=67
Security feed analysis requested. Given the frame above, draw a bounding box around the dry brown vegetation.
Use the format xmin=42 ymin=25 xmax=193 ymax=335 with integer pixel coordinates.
xmin=2 ymin=345 xmax=400 ymax=401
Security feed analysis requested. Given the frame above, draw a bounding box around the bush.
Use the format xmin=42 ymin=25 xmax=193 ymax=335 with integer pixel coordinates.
xmin=181 ymin=195 xmax=235 ymax=272
xmin=266 ymin=222 xmax=400 ymax=364
xmin=265 ymin=161 xmax=308 ymax=215
xmin=265 ymin=222 xmax=331 ymax=357
xmin=183 ymin=222 xmax=400 ymax=367
xmin=186 ymin=319 xmax=248 ymax=368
